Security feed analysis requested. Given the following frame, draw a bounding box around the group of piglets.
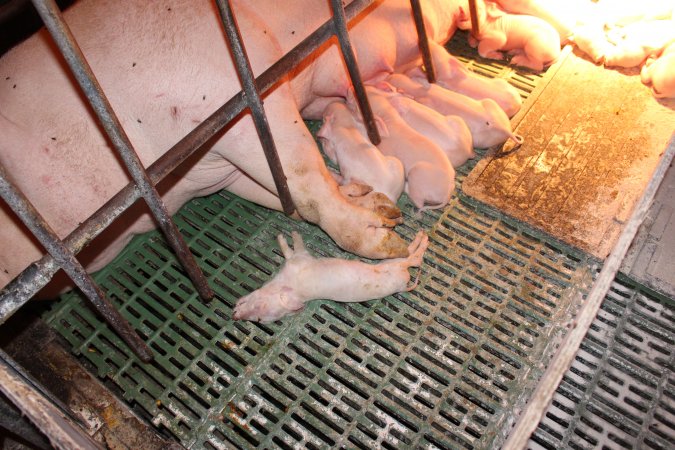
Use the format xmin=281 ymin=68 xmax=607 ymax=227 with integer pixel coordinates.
xmin=570 ymin=0 xmax=675 ymax=98
xmin=234 ymin=47 xmax=525 ymax=323
xmin=469 ymin=0 xmax=675 ymax=98
xmin=318 ymin=62 xmax=522 ymax=213
xmin=233 ymin=0 xmax=674 ymax=323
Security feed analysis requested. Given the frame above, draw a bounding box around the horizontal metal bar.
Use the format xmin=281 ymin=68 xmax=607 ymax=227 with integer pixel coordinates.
xmin=0 ymin=163 xmax=153 ymax=362
xmin=31 ymin=0 xmax=213 ymax=301
xmin=0 ymin=0 xmax=375 ymax=319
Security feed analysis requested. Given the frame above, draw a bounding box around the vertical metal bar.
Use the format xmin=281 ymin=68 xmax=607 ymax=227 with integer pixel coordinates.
xmin=30 ymin=0 xmax=213 ymax=301
xmin=468 ymin=0 xmax=481 ymax=38
xmin=0 ymin=165 xmax=153 ymax=363
xmin=213 ymin=0 xmax=296 ymax=216
xmin=329 ymin=0 xmax=381 ymax=145
xmin=410 ymin=0 xmax=436 ymax=83
xmin=0 ymin=0 xmax=377 ymax=318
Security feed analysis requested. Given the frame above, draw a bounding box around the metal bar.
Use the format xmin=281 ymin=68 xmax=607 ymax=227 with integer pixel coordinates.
xmin=329 ymin=0 xmax=381 ymax=145
xmin=0 ymin=0 xmax=376 ymax=319
xmin=0 ymin=164 xmax=153 ymax=362
xmin=30 ymin=0 xmax=213 ymax=301
xmin=468 ymin=0 xmax=481 ymax=38
xmin=0 ymin=351 xmax=103 ymax=450
xmin=410 ymin=0 xmax=436 ymax=83
xmin=214 ymin=0 xmax=296 ymax=216
xmin=503 ymin=134 xmax=675 ymax=449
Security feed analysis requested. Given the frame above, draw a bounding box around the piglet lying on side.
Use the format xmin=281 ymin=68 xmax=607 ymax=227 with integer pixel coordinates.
xmin=458 ymin=1 xmax=561 ymax=71
xmin=407 ymin=41 xmax=523 ymax=117
xmin=233 ymin=231 xmax=429 ymax=323
xmin=387 ymin=73 xmax=522 ymax=149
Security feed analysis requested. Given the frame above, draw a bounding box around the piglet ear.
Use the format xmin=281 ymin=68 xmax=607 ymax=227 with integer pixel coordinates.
xmin=373 ymin=115 xmax=390 ymax=138
xmin=317 ymin=114 xmax=333 ymax=139
xmin=277 ymin=234 xmax=294 ymax=259
xmin=405 ymin=65 xmax=425 ymax=80
xmin=446 ymin=55 xmax=468 ymax=78
xmin=485 ymin=2 xmax=502 ymax=18
xmin=345 ymin=87 xmax=358 ymax=112
xmin=374 ymin=80 xmax=397 ymax=93
xmin=457 ymin=6 xmax=469 ymax=26
xmin=279 ymin=287 xmax=305 ymax=312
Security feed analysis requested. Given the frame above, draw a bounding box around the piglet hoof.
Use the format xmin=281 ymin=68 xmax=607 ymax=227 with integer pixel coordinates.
xmin=405 ymin=231 xmax=430 ymax=290
xmin=406 ymin=231 xmax=430 ymax=267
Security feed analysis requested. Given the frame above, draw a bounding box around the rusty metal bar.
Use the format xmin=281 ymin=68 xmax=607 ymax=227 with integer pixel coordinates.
xmin=0 ymin=164 xmax=153 ymax=362
xmin=0 ymin=0 xmax=376 ymax=319
xmin=30 ymin=0 xmax=213 ymax=302
xmin=468 ymin=0 xmax=481 ymax=38
xmin=410 ymin=0 xmax=436 ymax=83
xmin=329 ymin=0 xmax=381 ymax=145
xmin=214 ymin=0 xmax=296 ymax=216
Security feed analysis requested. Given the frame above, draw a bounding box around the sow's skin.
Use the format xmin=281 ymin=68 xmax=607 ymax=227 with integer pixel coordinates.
xmin=0 ymin=0 xmax=466 ymax=293
xmin=233 ymin=231 xmax=429 ymax=323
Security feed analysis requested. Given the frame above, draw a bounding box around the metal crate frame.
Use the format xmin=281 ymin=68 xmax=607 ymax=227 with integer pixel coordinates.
xmin=1 ymin=0 xmax=673 ymax=448
xmin=0 ymin=0 xmax=439 ymax=445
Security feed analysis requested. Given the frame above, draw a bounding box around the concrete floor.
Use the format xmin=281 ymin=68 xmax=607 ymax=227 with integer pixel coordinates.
xmin=622 ymin=157 xmax=675 ymax=299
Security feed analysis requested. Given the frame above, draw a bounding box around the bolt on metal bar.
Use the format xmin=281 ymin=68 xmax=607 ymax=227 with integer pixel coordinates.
xmin=0 ymin=164 xmax=153 ymax=363
xmin=329 ymin=0 xmax=381 ymax=146
xmin=30 ymin=0 xmax=213 ymax=302
xmin=0 ymin=0 xmax=376 ymax=319
xmin=214 ymin=0 xmax=296 ymax=216
xmin=410 ymin=0 xmax=436 ymax=83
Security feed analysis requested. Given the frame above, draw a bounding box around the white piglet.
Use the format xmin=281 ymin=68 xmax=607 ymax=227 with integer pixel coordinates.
xmin=407 ymin=41 xmax=523 ymax=117
xmin=382 ymin=84 xmax=475 ymax=168
xmin=233 ymin=230 xmax=429 ymax=323
xmin=387 ymin=73 xmax=522 ymax=149
xmin=318 ymin=101 xmax=405 ymax=203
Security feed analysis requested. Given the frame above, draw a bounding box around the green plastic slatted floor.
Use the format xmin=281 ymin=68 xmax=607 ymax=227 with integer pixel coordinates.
xmin=43 ymin=37 xmax=596 ymax=449
xmin=531 ymin=275 xmax=675 ymax=450
xmin=45 ymin=173 xmax=591 ymax=449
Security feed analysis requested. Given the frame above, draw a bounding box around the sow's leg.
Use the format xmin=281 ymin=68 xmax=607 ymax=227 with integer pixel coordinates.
xmin=213 ymin=79 xmax=409 ymax=260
